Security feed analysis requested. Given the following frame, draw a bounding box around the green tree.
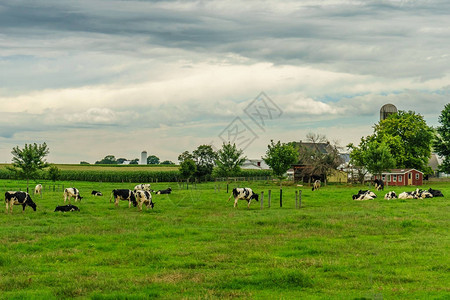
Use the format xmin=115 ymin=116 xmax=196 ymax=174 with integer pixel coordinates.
xmin=116 ymin=158 xmax=128 ymax=164
xmin=95 ymin=155 xmax=117 ymax=164
xmin=179 ymin=159 xmax=196 ymax=182
xmin=129 ymin=158 xmax=139 ymax=165
xmin=433 ymin=104 xmax=450 ymax=173
xmin=214 ymin=142 xmax=246 ymax=178
xmin=263 ymin=140 xmax=297 ymax=188
xmin=375 ymin=110 xmax=434 ymax=174
xmin=147 ymin=155 xmax=160 ymax=165
xmin=178 ymin=151 xmax=193 ymax=163
xmin=7 ymin=142 xmax=50 ymax=192
xmin=192 ymin=145 xmax=217 ymax=181
xmin=80 ymin=161 xmax=90 ymax=165
xmin=363 ymin=139 xmax=396 ymax=177
xmin=47 ymin=164 xmax=60 ymax=182
xmin=161 ymin=160 xmax=174 ymax=165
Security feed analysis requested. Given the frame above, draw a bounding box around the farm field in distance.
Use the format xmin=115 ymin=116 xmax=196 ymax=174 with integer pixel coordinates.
xmin=0 ymin=179 xmax=449 ymax=299
xmin=0 ymin=163 xmax=179 ymax=172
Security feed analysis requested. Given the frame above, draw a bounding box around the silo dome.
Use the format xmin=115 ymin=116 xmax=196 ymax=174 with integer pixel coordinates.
xmin=380 ymin=104 xmax=398 ymax=121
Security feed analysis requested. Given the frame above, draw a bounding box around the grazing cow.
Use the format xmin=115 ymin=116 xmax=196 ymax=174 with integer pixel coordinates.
xmin=156 ymin=188 xmax=172 ymax=195
xmin=352 ymin=190 xmax=377 ymax=200
xmin=134 ymin=184 xmax=151 ymax=192
xmin=228 ymin=188 xmax=259 ymax=208
xmin=110 ymin=189 xmax=137 ymax=208
xmin=54 ymin=204 xmax=80 ymax=212
xmin=374 ymin=179 xmax=384 ymax=191
xmin=384 ymin=191 xmax=397 ymax=200
xmin=312 ymin=180 xmax=321 ymax=191
xmin=91 ymin=190 xmax=103 ymax=196
xmin=5 ymin=191 xmax=37 ymax=214
xmin=63 ymin=188 xmax=83 ymax=203
xmin=134 ymin=190 xmax=155 ymax=211
xmin=428 ymin=188 xmax=444 ymax=197
xmin=34 ymin=184 xmax=42 ymax=196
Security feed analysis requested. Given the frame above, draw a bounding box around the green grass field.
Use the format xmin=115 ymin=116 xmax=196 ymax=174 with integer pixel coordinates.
xmin=0 ymin=179 xmax=449 ymax=299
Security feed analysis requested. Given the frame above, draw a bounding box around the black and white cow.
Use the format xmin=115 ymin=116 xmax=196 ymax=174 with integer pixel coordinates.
xmin=134 ymin=184 xmax=151 ymax=192
xmin=34 ymin=184 xmax=42 ymax=196
xmin=63 ymin=188 xmax=83 ymax=203
xmin=352 ymin=190 xmax=377 ymax=201
xmin=91 ymin=190 xmax=103 ymax=196
xmin=428 ymin=188 xmax=444 ymax=197
xmin=110 ymin=189 xmax=137 ymax=208
xmin=5 ymin=191 xmax=37 ymax=214
xmin=374 ymin=179 xmax=384 ymax=191
xmin=134 ymin=190 xmax=154 ymax=211
xmin=398 ymin=191 xmax=416 ymax=199
xmin=312 ymin=180 xmax=321 ymax=191
xmin=54 ymin=204 xmax=80 ymax=212
xmin=156 ymin=188 xmax=172 ymax=195
xmin=228 ymin=188 xmax=259 ymax=208
xmin=384 ymin=191 xmax=397 ymax=200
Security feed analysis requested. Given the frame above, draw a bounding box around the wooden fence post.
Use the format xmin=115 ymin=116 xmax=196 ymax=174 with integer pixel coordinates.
xmin=295 ymin=190 xmax=298 ymax=209
xmin=260 ymin=191 xmax=264 ymax=210
xmin=299 ymin=190 xmax=302 ymax=208
xmin=268 ymin=190 xmax=271 ymax=208
xmin=280 ymin=188 xmax=283 ymax=207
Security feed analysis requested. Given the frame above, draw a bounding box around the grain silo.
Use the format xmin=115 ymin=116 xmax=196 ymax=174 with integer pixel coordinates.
xmin=140 ymin=151 xmax=148 ymax=165
xmin=380 ymin=104 xmax=398 ymax=121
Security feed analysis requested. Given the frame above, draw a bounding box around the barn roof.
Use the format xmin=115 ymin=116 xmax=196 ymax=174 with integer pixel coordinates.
xmin=381 ymin=168 xmax=423 ymax=175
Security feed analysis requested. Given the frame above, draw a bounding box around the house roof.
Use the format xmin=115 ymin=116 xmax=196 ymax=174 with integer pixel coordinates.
xmin=381 ymin=168 xmax=423 ymax=175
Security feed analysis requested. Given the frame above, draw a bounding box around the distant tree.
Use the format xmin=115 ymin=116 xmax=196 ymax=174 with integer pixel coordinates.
xmin=80 ymin=161 xmax=90 ymax=165
xmin=47 ymin=164 xmax=60 ymax=182
xmin=7 ymin=142 xmax=50 ymax=192
xmin=147 ymin=155 xmax=160 ymax=165
xmin=179 ymin=159 xmax=196 ymax=182
xmin=263 ymin=140 xmax=297 ymax=188
xmin=116 ymin=158 xmax=128 ymax=164
xmin=129 ymin=158 xmax=139 ymax=165
xmin=433 ymin=103 xmax=450 ymax=173
xmin=192 ymin=145 xmax=217 ymax=181
xmin=95 ymin=155 xmax=117 ymax=164
xmin=160 ymin=160 xmax=175 ymax=165
xmin=374 ymin=110 xmax=434 ymax=174
xmin=214 ymin=142 xmax=246 ymax=178
xmin=178 ymin=151 xmax=193 ymax=163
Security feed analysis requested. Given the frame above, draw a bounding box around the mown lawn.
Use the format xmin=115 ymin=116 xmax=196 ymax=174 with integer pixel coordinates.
xmin=0 ymin=180 xmax=449 ymax=299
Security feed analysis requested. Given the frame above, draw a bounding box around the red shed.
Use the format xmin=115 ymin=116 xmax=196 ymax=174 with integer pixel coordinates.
xmin=374 ymin=169 xmax=423 ymax=186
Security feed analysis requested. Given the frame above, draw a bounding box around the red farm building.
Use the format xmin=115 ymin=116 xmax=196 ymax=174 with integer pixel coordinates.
xmin=373 ymin=168 xmax=423 ymax=186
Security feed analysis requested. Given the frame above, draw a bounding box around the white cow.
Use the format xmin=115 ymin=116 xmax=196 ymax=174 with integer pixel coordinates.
xmin=134 ymin=184 xmax=151 ymax=192
xmin=63 ymin=188 xmax=83 ymax=203
xmin=312 ymin=180 xmax=321 ymax=191
xmin=34 ymin=184 xmax=42 ymax=197
xmin=384 ymin=191 xmax=397 ymax=200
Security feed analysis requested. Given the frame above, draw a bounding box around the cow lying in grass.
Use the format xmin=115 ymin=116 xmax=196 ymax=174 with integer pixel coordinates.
xmin=63 ymin=188 xmax=83 ymax=203
xmin=5 ymin=191 xmax=37 ymax=214
xmin=110 ymin=189 xmax=137 ymax=208
xmin=352 ymin=190 xmax=377 ymax=201
xmin=398 ymin=189 xmax=433 ymax=199
xmin=91 ymin=190 xmax=103 ymax=196
xmin=428 ymin=188 xmax=444 ymax=197
xmin=156 ymin=188 xmax=172 ymax=195
xmin=384 ymin=191 xmax=397 ymax=200
xmin=134 ymin=184 xmax=151 ymax=192
xmin=228 ymin=188 xmax=259 ymax=208
xmin=54 ymin=204 xmax=80 ymax=212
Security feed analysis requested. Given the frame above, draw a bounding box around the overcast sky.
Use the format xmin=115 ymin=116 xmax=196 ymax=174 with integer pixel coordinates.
xmin=0 ymin=0 xmax=449 ymax=164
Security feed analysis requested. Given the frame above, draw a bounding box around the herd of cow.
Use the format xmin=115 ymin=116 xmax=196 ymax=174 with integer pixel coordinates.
xmin=4 ymin=183 xmax=172 ymax=214
xmin=352 ymin=179 xmax=444 ymax=200
xmin=3 ymin=180 xmax=446 ymax=213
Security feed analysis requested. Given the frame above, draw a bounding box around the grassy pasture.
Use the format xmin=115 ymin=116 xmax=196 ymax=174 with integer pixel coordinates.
xmin=0 ymin=179 xmax=449 ymax=299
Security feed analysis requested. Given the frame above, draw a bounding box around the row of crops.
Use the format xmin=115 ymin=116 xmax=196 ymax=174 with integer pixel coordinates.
xmin=0 ymin=168 xmax=273 ymax=183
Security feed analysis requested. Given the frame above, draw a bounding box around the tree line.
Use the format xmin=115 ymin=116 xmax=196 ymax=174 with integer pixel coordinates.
xmin=5 ymin=105 xmax=450 ymax=191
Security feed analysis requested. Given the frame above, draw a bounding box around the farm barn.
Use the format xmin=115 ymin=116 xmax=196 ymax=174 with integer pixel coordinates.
xmin=374 ymin=168 xmax=424 ymax=186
